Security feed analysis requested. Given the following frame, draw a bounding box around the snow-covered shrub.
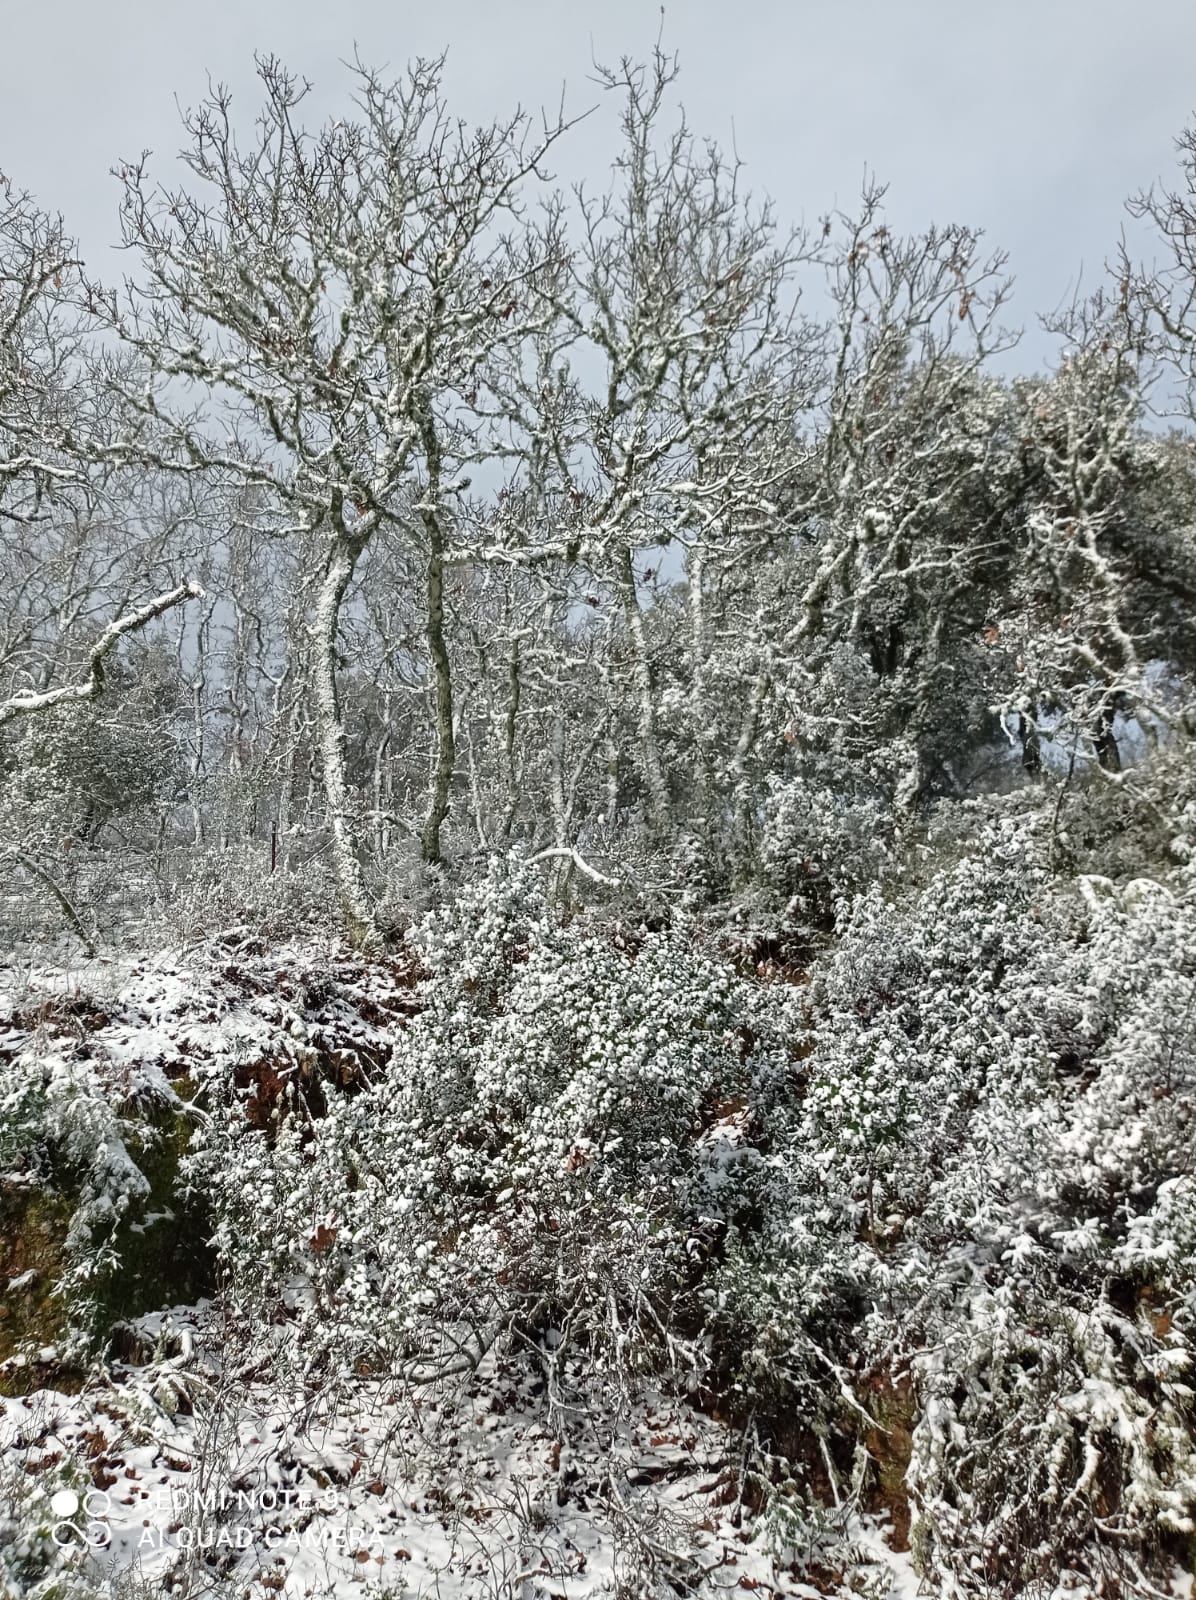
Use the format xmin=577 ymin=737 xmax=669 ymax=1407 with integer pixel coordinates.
xmin=694 ymin=824 xmax=1026 ymax=1508
xmin=193 ymin=863 xmax=804 ymax=1420
xmin=0 ymin=687 xmax=180 ymax=854
xmin=0 ymin=1451 xmax=111 ymax=1600
xmin=706 ymin=807 xmax=1196 ymax=1585
xmin=1117 ymin=1174 xmax=1196 ymax=1309
xmin=160 ymin=837 xmax=342 ymax=944
xmin=903 ymin=864 xmax=1196 ymax=1591
xmin=759 ymin=754 xmax=894 ymax=926
xmin=0 ymin=974 xmax=215 ymax=1361
xmin=1035 ymin=876 xmax=1195 ymax=1217
xmin=815 ymin=817 xmax=1196 ymax=1588
xmin=1 ymin=1045 xmax=150 ymax=1354
xmin=908 ymin=1268 xmax=1196 ymax=1593
xmin=1051 ymin=740 xmax=1196 ymax=882
xmin=0 ymin=667 xmax=183 ymax=949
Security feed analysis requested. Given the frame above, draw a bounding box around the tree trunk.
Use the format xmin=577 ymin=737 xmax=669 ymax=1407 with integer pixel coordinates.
xmin=417 ymin=393 xmax=456 ymax=866
xmin=372 ymin=719 xmax=393 ymax=862
xmin=310 ymin=533 xmax=376 ymax=944
xmin=420 ymin=530 xmax=455 ymax=864
xmin=730 ymin=671 xmax=769 ymax=875
xmin=1094 ymin=703 xmax=1122 ymax=773
xmin=687 ymin=546 xmax=713 ymax=838
xmin=615 ymin=544 xmax=670 ymax=836
xmin=499 ymin=634 xmax=523 ymax=843
xmin=1019 ymin=709 xmax=1042 ymax=776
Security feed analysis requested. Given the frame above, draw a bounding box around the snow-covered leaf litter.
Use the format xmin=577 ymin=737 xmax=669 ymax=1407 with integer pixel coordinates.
xmin=2 ymin=837 xmax=1196 ymax=1596
xmin=0 ymin=1298 xmax=923 ymax=1599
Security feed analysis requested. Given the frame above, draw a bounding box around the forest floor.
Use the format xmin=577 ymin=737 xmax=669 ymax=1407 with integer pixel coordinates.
xmin=1 ymin=1295 xmax=921 ymax=1599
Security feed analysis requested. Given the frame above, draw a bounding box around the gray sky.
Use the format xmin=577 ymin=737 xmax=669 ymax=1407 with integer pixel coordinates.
xmin=3 ymin=0 xmax=1194 ymax=370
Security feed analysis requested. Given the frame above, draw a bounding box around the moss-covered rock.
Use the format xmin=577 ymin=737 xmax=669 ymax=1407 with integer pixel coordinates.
xmin=0 ymin=1183 xmax=73 ymax=1386
xmin=0 ymin=1086 xmax=214 ymax=1391
xmin=91 ymin=1091 xmax=215 ymax=1338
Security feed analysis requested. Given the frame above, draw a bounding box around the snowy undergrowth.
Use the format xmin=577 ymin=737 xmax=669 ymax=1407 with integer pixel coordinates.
xmin=0 ymin=1298 xmax=922 ymax=1600
xmin=1 ymin=838 xmax=1195 ymax=1596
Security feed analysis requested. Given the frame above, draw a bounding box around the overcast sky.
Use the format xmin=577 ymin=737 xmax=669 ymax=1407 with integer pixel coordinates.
xmin=2 ymin=0 xmax=1194 ymax=371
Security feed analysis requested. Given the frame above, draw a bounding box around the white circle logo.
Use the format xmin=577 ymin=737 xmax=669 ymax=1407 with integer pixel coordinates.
xmin=49 ymin=1487 xmax=112 ymax=1548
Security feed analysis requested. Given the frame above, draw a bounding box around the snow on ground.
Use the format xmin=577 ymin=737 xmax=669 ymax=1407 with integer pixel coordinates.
xmin=0 ymin=935 xmax=417 ymax=1140
xmin=1 ymin=1301 xmax=916 ymax=1600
